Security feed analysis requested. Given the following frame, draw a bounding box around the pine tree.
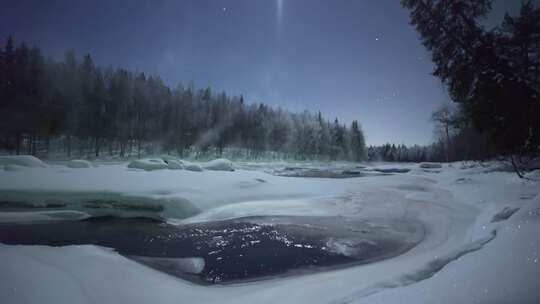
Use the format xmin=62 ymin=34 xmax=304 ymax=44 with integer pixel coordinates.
xmin=402 ymin=0 xmax=540 ymax=159
xmin=349 ymin=120 xmax=366 ymax=161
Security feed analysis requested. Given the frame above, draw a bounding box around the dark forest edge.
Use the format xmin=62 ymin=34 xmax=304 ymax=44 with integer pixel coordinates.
xmin=400 ymin=0 xmax=540 ymax=174
xmin=0 ymin=35 xmax=506 ymax=164
xmin=0 ymin=36 xmax=368 ymax=161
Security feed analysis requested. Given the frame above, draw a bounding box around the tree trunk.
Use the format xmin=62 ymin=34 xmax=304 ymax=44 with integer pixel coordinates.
xmin=95 ymin=137 xmax=100 ymax=157
xmin=27 ymin=134 xmax=33 ymax=155
xmin=445 ymin=125 xmax=451 ymax=162
xmin=16 ymin=133 xmax=21 ymax=155
xmin=510 ymin=155 xmax=524 ymax=179
xmin=120 ymin=141 xmax=125 ymax=158
xmin=67 ymin=135 xmax=72 ymax=157
xmin=31 ymin=134 xmax=37 ymax=156
xmin=46 ymin=134 xmax=51 ymax=156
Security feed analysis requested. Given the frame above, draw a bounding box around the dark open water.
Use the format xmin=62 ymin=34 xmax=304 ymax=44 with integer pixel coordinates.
xmin=0 ymin=214 xmax=423 ymax=284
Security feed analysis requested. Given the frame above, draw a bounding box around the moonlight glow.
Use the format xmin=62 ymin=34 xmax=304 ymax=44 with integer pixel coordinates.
xmin=277 ymin=0 xmax=284 ymax=25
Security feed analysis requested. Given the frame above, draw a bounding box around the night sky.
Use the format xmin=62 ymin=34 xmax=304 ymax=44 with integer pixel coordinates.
xmin=0 ymin=0 xmax=525 ymax=145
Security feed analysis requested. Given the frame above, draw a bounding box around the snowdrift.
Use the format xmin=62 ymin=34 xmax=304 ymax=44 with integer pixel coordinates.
xmin=67 ymin=159 xmax=93 ymax=168
xmin=184 ymin=162 xmax=204 ymax=172
xmin=0 ymin=155 xmax=47 ymax=168
xmin=166 ymin=159 xmax=184 ymax=170
xmin=203 ymin=158 xmax=234 ymax=171
xmin=128 ymin=158 xmax=168 ymax=171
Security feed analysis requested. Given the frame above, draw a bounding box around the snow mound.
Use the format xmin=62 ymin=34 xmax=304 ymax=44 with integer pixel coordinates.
xmin=160 ymin=156 xmax=185 ymax=169
xmin=525 ymin=169 xmax=540 ymax=181
xmin=67 ymin=160 xmax=92 ymax=168
xmin=419 ymin=162 xmax=442 ymax=169
xmin=166 ymin=159 xmax=184 ymax=170
xmin=0 ymin=155 xmax=47 ymax=168
xmin=203 ymin=158 xmax=234 ymax=171
xmin=128 ymin=159 xmax=168 ymax=171
xmin=184 ymin=162 xmax=203 ymax=172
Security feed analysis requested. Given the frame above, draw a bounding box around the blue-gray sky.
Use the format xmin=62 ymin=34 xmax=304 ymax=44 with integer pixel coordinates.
xmin=0 ymin=0 xmax=525 ymax=145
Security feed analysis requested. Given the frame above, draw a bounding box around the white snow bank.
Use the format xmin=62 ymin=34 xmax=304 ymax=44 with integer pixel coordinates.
xmin=67 ymin=159 xmax=93 ymax=168
xmin=127 ymin=158 xmax=168 ymax=171
xmin=184 ymin=162 xmax=203 ymax=172
xmin=357 ymin=195 xmax=540 ymax=304
xmin=203 ymin=158 xmax=234 ymax=171
xmin=166 ymin=159 xmax=184 ymax=170
xmin=159 ymin=155 xmax=184 ymax=169
xmin=419 ymin=162 xmax=442 ymax=169
xmin=0 ymin=155 xmax=47 ymax=168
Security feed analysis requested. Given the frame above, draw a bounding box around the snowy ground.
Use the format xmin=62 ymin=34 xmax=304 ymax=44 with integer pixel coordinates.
xmin=0 ymin=158 xmax=539 ymax=303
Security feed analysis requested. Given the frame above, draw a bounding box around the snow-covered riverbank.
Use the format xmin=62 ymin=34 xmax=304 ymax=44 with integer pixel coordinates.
xmin=0 ymin=158 xmax=539 ymax=303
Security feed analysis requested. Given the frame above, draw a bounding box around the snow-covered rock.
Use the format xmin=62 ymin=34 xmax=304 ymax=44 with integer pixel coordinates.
xmin=184 ymin=163 xmax=203 ymax=172
xmin=166 ymin=159 xmax=184 ymax=170
xmin=159 ymin=155 xmax=184 ymax=169
xmin=203 ymin=158 xmax=234 ymax=171
xmin=67 ymin=159 xmax=92 ymax=168
xmin=0 ymin=155 xmax=47 ymax=168
xmin=128 ymin=159 xmax=168 ymax=171
xmin=419 ymin=162 xmax=443 ymax=169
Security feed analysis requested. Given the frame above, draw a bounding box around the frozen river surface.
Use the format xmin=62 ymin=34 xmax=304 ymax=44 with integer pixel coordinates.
xmin=0 ymin=158 xmax=539 ymax=304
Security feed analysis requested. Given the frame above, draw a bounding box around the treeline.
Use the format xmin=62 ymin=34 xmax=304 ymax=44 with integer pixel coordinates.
xmin=0 ymin=36 xmax=366 ymax=160
xmin=402 ymin=1 xmax=540 ymax=170
xmin=367 ymin=144 xmax=429 ymax=162
xmin=367 ymin=131 xmax=494 ymax=163
xmin=368 ymin=103 xmax=497 ymax=163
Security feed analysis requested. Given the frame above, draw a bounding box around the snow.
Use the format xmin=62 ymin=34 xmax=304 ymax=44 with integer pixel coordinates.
xmin=0 ymin=159 xmax=539 ymax=303
xmin=166 ymin=159 xmax=184 ymax=170
xmin=0 ymin=155 xmax=47 ymax=168
xmin=159 ymin=155 xmax=185 ymax=170
xmin=526 ymin=169 xmax=540 ymax=180
xmin=127 ymin=158 xmax=168 ymax=171
xmin=419 ymin=162 xmax=443 ymax=169
xmin=67 ymin=159 xmax=93 ymax=168
xmin=3 ymin=164 xmax=25 ymax=172
xmin=203 ymin=158 xmax=235 ymax=171
xmin=184 ymin=162 xmax=204 ymax=172
xmin=357 ymin=195 xmax=540 ymax=304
